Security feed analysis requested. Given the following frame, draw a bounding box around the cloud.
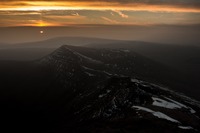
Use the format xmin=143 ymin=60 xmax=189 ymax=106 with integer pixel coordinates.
xmin=101 ymin=17 xmax=118 ymax=24
xmin=112 ymin=10 xmax=128 ymax=18
xmin=0 ymin=0 xmax=199 ymax=26
xmin=0 ymin=0 xmax=199 ymax=7
xmin=0 ymin=0 xmax=200 ymax=13
xmin=45 ymin=15 xmax=86 ymax=20
xmin=72 ymin=12 xmax=79 ymax=16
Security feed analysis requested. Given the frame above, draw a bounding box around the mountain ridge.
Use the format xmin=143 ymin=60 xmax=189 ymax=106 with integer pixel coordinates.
xmin=0 ymin=44 xmax=199 ymax=132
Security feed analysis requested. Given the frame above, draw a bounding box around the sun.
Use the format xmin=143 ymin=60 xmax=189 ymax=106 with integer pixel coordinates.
xmin=40 ymin=30 xmax=44 ymax=34
xmin=37 ymin=21 xmax=46 ymax=27
xmin=35 ymin=21 xmax=58 ymax=27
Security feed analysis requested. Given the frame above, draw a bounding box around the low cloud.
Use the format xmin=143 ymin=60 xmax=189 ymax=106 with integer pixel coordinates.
xmin=112 ymin=10 xmax=128 ymax=18
xmin=101 ymin=17 xmax=118 ymax=24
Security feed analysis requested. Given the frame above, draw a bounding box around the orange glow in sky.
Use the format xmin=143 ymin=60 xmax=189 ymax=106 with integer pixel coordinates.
xmin=0 ymin=1 xmax=200 ymax=27
xmin=0 ymin=1 xmax=200 ymax=13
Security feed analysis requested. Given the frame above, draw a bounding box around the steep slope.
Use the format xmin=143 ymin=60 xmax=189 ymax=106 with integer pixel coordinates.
xmin=43 ymin=45 xmax=197 ymax=100
xmin=43 ymin=45 xmax=177 ymax=80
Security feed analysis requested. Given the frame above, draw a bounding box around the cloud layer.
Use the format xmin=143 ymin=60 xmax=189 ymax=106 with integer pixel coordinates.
xmin=0 ymin=0 xmax=200 ymax=26
xmin=0 ymin=0 xmax=200 ymax=12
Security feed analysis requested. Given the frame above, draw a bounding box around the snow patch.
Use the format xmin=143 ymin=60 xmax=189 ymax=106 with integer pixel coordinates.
xmin=152 ymin=97 xmax=196 ymax=114
xmin=103 ymin=71 xmax=113 ymax=76
xmin=178 ymin=126 xmax=193 ymax=130
xmin=82 ymin=66 xmax=95 ymax=71
xmin=132 ymin=106 xmax=180 ymax=123
xmin=85 ymin=72 xmax=95 ymax=76
xmin=152 ymin=97 xmax=181 ymax=109
xmin=99 ymin=90 xmax=111 ymax=98
xmin=82 ymin=66 xmax=113 ymax=76
xmin=131 ymin=79 xmax=142 ymax=84
xmin=165 ymin=97 xmax=196 ymax=114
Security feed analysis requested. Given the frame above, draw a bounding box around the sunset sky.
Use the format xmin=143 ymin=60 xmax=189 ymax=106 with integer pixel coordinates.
xmin=0 ymin=0 xmax=200 ymax=27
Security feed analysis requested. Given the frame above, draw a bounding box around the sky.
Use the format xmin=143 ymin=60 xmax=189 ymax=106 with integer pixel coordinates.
xmin=0 ymin=0 xmax=200 ymax=26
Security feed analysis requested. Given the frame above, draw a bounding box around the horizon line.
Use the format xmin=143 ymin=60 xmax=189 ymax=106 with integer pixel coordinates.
xmin=1 ymin=23 xmax=200 ymax=28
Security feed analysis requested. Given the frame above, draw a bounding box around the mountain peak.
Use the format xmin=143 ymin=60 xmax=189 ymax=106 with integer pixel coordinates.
xmin=41 ymin=45 xmax=103 ymax=64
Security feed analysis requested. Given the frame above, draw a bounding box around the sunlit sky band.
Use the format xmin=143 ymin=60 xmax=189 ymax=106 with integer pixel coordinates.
xmin=1 ymin=1 xmax=200 ymax=12
xmin=0 ymin=1 xmax=200 ymax=26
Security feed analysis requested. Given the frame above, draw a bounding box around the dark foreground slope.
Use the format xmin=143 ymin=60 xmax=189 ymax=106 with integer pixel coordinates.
xmin=0 ymin=45 xmax=199 ymax=133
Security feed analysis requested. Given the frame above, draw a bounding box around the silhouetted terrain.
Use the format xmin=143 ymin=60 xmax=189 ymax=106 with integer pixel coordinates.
xmin=0 ymin=45 xmax=199 ymax=132
xmin=0 ymin=37 xmax=120 ymax=60
xmin=0 ymin=37 xmax=199 ymax=99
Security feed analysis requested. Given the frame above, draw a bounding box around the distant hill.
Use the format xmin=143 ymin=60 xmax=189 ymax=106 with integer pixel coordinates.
xmin=0 ymin=37 xmax=123 ymax=60
xmin=9 ymin=37 xmax=122 ymax=48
